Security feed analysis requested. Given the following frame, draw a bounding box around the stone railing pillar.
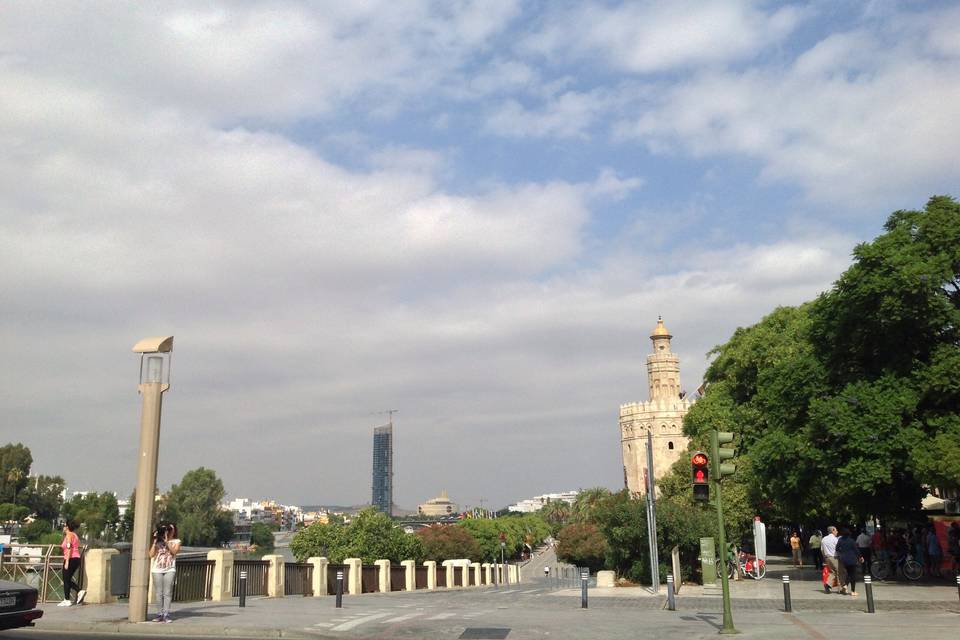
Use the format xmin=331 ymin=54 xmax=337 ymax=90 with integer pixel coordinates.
xmin=470 ymin=562 xmax=481 ymax=586
xmin=401 ymin=560 xmax=416 ymax=591
xmin=206 ymin=550 xmax=234 ymax=601
xmin=441 ymin=560 xmax=455 ymax=588
xmin=263 ymin=555 xmax=285 ymax=597
xmin=307 ymin=557 xmax=328 ymax=597
xmin=82 ymin=548 xmax=118 ymax=604
xmin=458 ymin=562 xmax=469 ymax=588
xmin=424 ymin=561 xmax=437 ymax=590
xmin=375 ymin=560 xmax=391 ymax=593
xmin=509 ymin=564 xmax=520 ymax=584
xmin=482 ymin=563 xmax=492 ymax=585
xmin=344 ymin=558 xmax=362 ymax=595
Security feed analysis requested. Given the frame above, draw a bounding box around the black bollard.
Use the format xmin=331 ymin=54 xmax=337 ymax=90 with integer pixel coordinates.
xmin=335 ymin=570 xmax=343 ymax=608
xmin=666 ymin=573 xmax=676 ymax=611
xmin=864 ymin=575 xmax=875 ymax=613
xmin=956 ymin=576 xmax=960 ymax=604
xmin=239 ymin=571 xmax=247 ymax=608
xmin=782 ymin=575 xmax=792 ymax=613
xmin=581 ymin=570 xmax=589 ymax=609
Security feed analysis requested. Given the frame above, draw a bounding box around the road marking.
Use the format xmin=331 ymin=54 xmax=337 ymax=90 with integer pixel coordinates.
xmin=313 ymin=623 xmax=334 ymax=628
xmin=497 ymin=589 xmax=519 ymax=594
xmin=331 ymin=612 xmax=392 ymax=631
xmin=426 ymin=612 xmax=456 ymax=620
xmin=382 ymin=613 xmax=423 ymax=623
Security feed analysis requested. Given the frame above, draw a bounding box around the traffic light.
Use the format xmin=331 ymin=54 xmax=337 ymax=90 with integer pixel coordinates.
xmin=691 ymin=451 xmax=710 ymax=502
xmin=712 ymin=430 xmax=736 ymax=478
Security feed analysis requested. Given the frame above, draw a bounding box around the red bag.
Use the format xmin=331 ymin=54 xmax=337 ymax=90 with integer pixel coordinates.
xmin=821 ymin=566 xmax=830 ymax=585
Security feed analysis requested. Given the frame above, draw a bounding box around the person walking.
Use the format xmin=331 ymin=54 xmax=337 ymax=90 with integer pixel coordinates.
xmin=149 ymin=524 xmax=181 ymax=623
xmin=58 ymin=521 xmax=84 ymax=606
xmin=856 ymin=528 xmax=872 ymax=576
xmin=808 ymin=530 xmax=823 ymax=572
xmin=836 ymin=527 xmax=862 ymax=596
xmin=789 ymin=531 xmax=803 ymax=568
xmin=820 ymin=526 xmax=843 ymax=593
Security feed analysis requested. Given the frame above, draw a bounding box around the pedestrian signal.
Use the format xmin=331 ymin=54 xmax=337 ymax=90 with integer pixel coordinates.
xmin=691 ymin=451 xmax=710 ymax=502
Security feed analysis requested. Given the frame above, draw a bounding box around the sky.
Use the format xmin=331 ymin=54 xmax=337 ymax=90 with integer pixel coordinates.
xmin=2 ymin=1 xmax=958 ymax=510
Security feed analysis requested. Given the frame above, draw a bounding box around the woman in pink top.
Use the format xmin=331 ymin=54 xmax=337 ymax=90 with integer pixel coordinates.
xmin=59 ymin=521 xmax=84 ymax=606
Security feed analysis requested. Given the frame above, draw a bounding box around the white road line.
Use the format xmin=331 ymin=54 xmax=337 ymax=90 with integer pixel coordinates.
xmin=496 ymin=589 xmax=519 ymax=594
xmin=381 ymin=612 xmax=423 ymax=623
xmin=330 ymin=612 xmax=392 ymax=631
xmin=313 ymin=623 xmax=334 ymax=628
xmin=426 ymin=612 xmax=456 ymax=620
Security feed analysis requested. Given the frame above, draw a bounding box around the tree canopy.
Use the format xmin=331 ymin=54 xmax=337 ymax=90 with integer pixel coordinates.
xmin=683 ymin=195 xmax=960 ymax=524
xmin=291 ymin=508 xmax=423 ymax=564
xmin=162 ymin=467 xmax=234 ymax=546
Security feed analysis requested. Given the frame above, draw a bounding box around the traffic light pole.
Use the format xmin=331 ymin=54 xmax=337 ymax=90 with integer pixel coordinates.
xmin=710 ymin=430 xmax=738 ymax=635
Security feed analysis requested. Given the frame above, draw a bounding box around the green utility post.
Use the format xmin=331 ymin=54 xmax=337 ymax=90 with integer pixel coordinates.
xmin=710 ymin=429 xmax=738 ymax=635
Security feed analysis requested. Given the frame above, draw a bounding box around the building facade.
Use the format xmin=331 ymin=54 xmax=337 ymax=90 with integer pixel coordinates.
xmin=418 ymin=490 xmax=458 ymax=517
xmin=619 ymin=318 xmax=693 ymax=494
xmin=507 ymin=491 xmax=580 ymax=513
xmin=371 ymin=424 xmax=393 ymax=515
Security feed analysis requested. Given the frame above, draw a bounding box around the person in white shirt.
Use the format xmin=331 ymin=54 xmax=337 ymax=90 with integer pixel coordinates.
xmin=820 ymin=526 xmax=845 ymax=593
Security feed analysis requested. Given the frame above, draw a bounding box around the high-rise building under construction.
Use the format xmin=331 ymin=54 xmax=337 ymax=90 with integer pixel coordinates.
xmin=371 ymin=423 xmax=393 ymax=515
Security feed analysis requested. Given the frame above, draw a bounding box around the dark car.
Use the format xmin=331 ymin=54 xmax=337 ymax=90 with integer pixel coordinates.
xmin=0 ymin=580 xmax=43 ymax=630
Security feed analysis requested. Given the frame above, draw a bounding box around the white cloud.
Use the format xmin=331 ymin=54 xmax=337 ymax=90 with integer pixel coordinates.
xmin=616 ymin=13 xmax=960 ymax=208
xmin=521 ymin=0 xmax=808 ymax=73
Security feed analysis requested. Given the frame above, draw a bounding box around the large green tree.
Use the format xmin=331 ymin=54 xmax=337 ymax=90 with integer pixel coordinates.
xmin=684 ymin=196 xmax=960 ymax=523
xmin=21 ymin=475 xmax=65 ymax=522
xmin=291 ymin=508 xmax=423 ymax=564
xmin=62 ymin=492 xmax=120 ymax=542
xmin=162 ymin=467 xmax=233 ymax=546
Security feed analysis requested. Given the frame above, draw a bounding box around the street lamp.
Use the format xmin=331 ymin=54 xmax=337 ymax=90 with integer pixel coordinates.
xmin=128 ymin=336 xmax=173 ymax=623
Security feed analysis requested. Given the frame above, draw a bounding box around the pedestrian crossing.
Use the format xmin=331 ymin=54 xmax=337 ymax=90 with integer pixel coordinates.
xmin=308 ymin=604 xmax=517 ymax=633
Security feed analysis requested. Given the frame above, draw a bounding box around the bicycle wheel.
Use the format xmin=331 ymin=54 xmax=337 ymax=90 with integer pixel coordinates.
xmin=870 ymin=560 xmax=888 ymax=580
xmin=902 ymin=560 xmax=923 ymax=581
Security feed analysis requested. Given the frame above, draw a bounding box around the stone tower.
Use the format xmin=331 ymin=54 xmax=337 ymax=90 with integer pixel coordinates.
xmin=619 ymin=318 xmax=693 ymax=494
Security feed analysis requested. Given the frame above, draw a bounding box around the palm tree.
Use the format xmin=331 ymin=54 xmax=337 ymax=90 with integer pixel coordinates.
xmin=572 ymin=487 xmax=612 ymax=523
xmin=7 ymin=468 xmax=24 ymax=506
xmin=539 ymin=500 xmax=571 ymax=527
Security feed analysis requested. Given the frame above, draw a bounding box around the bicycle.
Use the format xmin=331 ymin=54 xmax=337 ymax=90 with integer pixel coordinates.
xmin=716 ymin=550 xmax=766 ymax=580
xmin=870 ymin=553 xmax=922 ymax=581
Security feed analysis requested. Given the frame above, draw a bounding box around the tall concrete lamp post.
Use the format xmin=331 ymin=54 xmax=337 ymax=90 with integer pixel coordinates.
xmin=128 ymin=336 xmax=173 ymax=623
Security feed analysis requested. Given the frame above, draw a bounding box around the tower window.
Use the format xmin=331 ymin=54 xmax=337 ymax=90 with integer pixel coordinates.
xmin=668 ymin=441 xmax=674 ymax=450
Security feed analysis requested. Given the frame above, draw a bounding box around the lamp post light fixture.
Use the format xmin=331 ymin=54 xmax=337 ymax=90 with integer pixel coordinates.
xmin=127 ymin=336 xmax=173 ymax=623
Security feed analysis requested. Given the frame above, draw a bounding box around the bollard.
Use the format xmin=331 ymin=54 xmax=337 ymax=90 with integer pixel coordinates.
xmin=666 ymin=573 xmax=676 ymax=611
xmin=782 ymin=575 xmax=792 ymax=613
xmin=581 ymin=570 xmax=589 ymax=609
xmin=238 ymin=571 xmax=247 ymax=608
xmin=956 ymin=576 xmax=960 ymax=604
xmin=864 ymin=575 xmax=875 ymax=613
xmin=335 ymin=571 xmax=344 ymax=608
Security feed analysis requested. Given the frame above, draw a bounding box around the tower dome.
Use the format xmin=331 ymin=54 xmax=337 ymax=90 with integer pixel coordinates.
xmin=650 ymin=316 xmax=672 ymax=339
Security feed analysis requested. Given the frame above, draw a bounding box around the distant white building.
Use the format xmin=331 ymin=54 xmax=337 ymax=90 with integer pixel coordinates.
xmin=507 ymin=491 xmax=580 ymax=513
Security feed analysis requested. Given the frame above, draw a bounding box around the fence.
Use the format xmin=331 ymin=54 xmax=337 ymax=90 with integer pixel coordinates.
xmin=361 ymin=565 xmax=378 ymax=593
xmin=234 ymin=560 xmax=269 ymax=597
xmin=436 ymin=567 xmax=447 ymax=588
xmin=172 ymin=559 xmax=215 ymax=602
xmin=390 ymin=566 xmax=406 ymax=591
xmin=284 ymin=563 xmax=313 ymax=596
xmin=415 ymin=565 xmax=428 ymax=589
xmin=0 ymin=544 xmax=82 ymax=603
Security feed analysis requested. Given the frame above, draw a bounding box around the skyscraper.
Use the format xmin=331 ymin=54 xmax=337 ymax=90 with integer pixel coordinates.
xmin=371 ymin=423 xmax=393 ymax=515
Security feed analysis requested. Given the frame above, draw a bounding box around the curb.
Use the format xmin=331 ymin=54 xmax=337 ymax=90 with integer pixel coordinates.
xmin=32 ymin=619 xmax=334 ymax=639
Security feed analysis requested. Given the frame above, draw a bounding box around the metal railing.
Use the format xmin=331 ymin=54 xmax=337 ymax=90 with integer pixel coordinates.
xmin=415 ymin=565 xmax=428 ymax=589
xmin=233 ymin=560 xmax=269 ymax=597
xmin=0 ymin=544 xmax=84 ymax=603
xmin=172 ymin=559 xmax=215 ymax=602
xmin=283 ymin=562 xmax=313 ymax=596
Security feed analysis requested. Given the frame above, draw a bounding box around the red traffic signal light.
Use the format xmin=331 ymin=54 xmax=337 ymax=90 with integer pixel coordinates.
xmin=691 ymin=451 xmax=710 ymax=502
